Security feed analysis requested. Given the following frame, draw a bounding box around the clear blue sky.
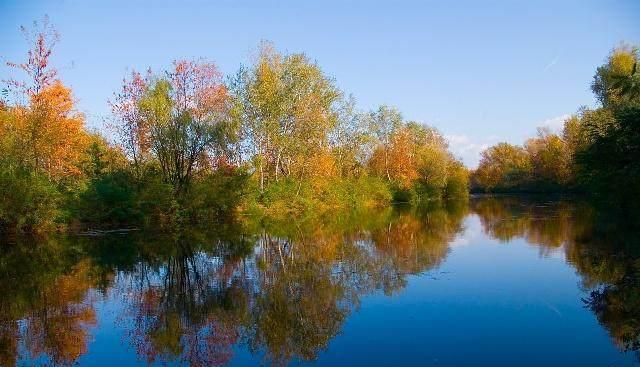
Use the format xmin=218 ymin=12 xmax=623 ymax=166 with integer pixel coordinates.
xmin=1 ymin=0 xmax=638 ymax=166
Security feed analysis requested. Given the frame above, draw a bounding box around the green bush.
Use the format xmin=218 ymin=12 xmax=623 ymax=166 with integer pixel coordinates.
xmin=444 ymin=162 xmax=470 ymax=199
xmin=75 ymin=167 xmax=176 ymax=228
xmin=255 ymin=176 xmax=393 ymax=215
xmin=76 ymin=170 xmax=140 ymax=225
xmin=392 ymin=186 xmax=418 ymax=204
xmin=0 ymin=167 xmax=60 ymax=233
xmin=183 ymin=167 xmax=251 ymax=220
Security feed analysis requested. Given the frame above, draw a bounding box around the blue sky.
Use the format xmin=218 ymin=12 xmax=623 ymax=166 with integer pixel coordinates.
xmin=1 ymin=0 xmax=638 ymax=166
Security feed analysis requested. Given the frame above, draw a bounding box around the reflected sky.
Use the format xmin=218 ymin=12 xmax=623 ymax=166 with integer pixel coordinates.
xmin=1 ymin=197 xmax=638 ymax=366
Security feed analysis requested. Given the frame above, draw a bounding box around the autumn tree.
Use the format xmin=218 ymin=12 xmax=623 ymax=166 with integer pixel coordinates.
xmin=111 ymin=60 xmax=232 ymax=195
xmin=592 ymin=44 xmax=640 ymax=109
xmin=473 ymin=143 xmax=531 ymax=192
xmin=562 ymin=44 xmax=640 ymax=206
xmin=109 ymin=70 xmax=151 ymax=182
xmin=1 ymin=18 xmax=91 ymax=232
xmin=3 ymin=17 xmax=89 ymax=182
xmin=328 ymin=95 xmax=371 ymax=177
xmin=524 ymin=128 xmax=572 ymax=187
xmin=366 ymin=105 xmax=403 ymax=181
xmin=230 ymin=43 xmax=341 ymax=191
xmin=368 ymin=115 xmax=467 ymax=200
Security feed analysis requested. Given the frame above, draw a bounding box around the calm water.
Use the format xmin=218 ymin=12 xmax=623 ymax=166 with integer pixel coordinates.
xmin=1 ymin=196 xmax=639 ymax=366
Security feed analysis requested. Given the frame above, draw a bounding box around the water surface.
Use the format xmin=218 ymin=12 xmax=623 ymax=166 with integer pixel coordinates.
xmin=1 ymin=196 xmax=639 ymax=366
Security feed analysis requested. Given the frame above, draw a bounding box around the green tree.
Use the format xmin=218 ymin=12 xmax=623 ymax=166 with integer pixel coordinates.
xmin=592 ymin=45 xmax=640 ymax=108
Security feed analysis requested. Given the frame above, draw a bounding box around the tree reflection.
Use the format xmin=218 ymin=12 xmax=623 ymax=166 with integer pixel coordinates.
xmin=472 ymin=196 xmax=640 ymax=354
xmin=109 ymin=204 xmax=465 ymax=366
xmin=0 ymin=204 xmax=458 ymax=367
xmin=0 ymin=237 xmax=98 ymax=366
xmin=368 ymin=204 xmax=466 ymax=294
xmin=568 ymin=216 xmax=640 ymax=353
xmin=472 ymin=196 xmax=578 ymax=255
xmin=116 ymin=229 xmax=253 ymax=367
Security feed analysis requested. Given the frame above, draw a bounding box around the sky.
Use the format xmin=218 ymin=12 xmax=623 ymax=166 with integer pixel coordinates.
xmin=1 ymin=0 xmax=639 ymax=167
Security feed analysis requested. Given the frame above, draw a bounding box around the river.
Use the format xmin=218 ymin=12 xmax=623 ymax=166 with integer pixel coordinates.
xmin=1 ymin=196 xmax=638 ymax=366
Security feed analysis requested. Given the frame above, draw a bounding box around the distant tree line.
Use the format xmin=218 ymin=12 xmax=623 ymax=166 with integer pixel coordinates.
xmin=472 ymin=44 xmax=640 ymax=212
xmin=0 ymin=20 xmax=467 ymax=234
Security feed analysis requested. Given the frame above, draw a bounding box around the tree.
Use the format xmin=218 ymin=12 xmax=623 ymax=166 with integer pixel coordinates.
xmin=366 ymin=105 xmax=403 ymax=181
xmin=112 ymin=60 xmax=232 ymax=195
xmin=564 ymin=45 xmax=640 ymax=205
xmin=576 ymin=107 xmax=640 ymax=205
xmin=3 ymin=18 xmax=89 ymax=182
xmin=0 ymin=18 xmax=90 ymax=232
xmin=592 ymin=45 xmax=640 ymax=108
xmin=5 ymin=16 xmax=59 ymax=97
xmin=109 ymin=70 xmax=151 ymax=181
xmin=524 ymin=128 xmax=571 ymax=187
xmin=329 ymin=95 xmax=370 ymax=177
xmin=230 ymin=42 xmax=341 ymax=191
xmin=473 ymin=143 xmax=531 ymax=191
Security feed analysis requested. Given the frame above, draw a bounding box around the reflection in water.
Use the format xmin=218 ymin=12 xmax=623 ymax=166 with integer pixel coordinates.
xmin=567 ymin=216 xmax=640 ymax=354
xmin=0 ymin=197 xmax=638 ymax=366
xmin=472 ymin=196 xmax=640 ymax=354
xmin=0 ymin=239 xmax=98 ymax=367
xmin=471 ymin=197 xmax=578 ymax=252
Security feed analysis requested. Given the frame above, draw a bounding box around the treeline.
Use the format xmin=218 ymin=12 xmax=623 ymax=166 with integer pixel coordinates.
xmin=0 ymin=20 xmax=467 ymax=233
xmin=472 ymin=44 xmax=640 ymax=209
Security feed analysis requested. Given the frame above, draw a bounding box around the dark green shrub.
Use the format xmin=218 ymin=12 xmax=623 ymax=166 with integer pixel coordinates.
xmin=0 ymin=167 xmax=60 ymax=233
xmin=183 ymin=167 xmax=251 ymax=220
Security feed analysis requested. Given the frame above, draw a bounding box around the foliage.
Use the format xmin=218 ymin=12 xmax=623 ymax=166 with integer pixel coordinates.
xmin=568 ymin=45 xmax=640 ymax=207
xmin=575 ymin=106 xmax=640 ymax=208
xmin=592 ymin=44 xmax=640 ymax=108
xmin=183 ymin=166 xmax=251 ymax=220
xmin=0 ymin=167 xmax=60 ymax=233
xmin=473 ymin=44 xmax=640 ymax=198
xmin=472 ymin=142 xmax=532 ymax=192
xmin=229 ymin=42 xmax=341 ymax=191
xmin=2 ymin=20 xmax=469 ymax=234
xmin=0 ymin=18 xmax=88 ymax=233
xmin=524 ymin=128 xmax=572 ymax=189
xmin=111 ymin=60 xmax=233 ymax=195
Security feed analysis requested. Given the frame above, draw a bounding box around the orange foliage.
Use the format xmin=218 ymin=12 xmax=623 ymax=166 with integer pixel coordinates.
xmin=14 ymin=261 xmax=98 ymax=366
xmin=387 ymin=128 xmax=420 ymax=187
xmin=3 ymin=18 xmax=90 ymax=182
xmin=306 ymin=151 xmax=337 ymax=179
xmin=4 ymin=81 xmax=89 ymax=181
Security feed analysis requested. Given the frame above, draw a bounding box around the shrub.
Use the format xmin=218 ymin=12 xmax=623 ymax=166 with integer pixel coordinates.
xmin=76 ymin=170 xmax=140 ymax=225
xmin=0 ymin=167 xmax=60 ymax=233
xmin=183 ymin=167 xmax=251 ymax=220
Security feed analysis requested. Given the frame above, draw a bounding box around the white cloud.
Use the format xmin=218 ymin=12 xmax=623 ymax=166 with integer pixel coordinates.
xmin=445 ymin=134 xmax=499 ymax=169
xmin=536 ymin=114 xmax=571 ymax=134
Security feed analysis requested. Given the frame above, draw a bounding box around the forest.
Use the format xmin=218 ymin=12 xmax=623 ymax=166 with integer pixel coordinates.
xmin=471 ymin=44 xmax=640 ymax=211
xmin=0 ymin=20 xmax=468 ymax=233
xmin=1 ymin=19 xmax=638 ymax=234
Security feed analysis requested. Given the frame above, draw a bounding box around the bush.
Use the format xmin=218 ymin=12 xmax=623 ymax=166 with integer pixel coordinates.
xmin=253 ymin=176 xmax=393 ymax=216
xmin=392 ymin=186 xmax=418 ymax=204
xmin=76 ymin=170 xmax=140 ymax=225
xmin=444 ymin=161 xmax=470 ymax=199
xmin=183 ymin=167 xmax=251 ymax=220
xmin=0 ymin=167 xmax=60 ymax=233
